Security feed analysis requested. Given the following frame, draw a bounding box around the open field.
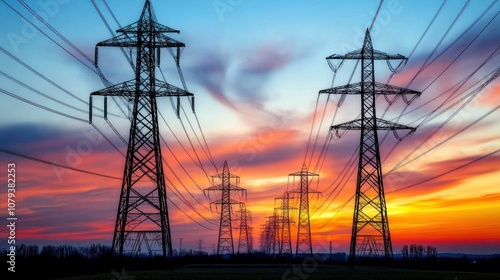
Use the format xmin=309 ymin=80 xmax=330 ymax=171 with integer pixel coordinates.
xmin=57 ymin=264 xmax=500 ymax=280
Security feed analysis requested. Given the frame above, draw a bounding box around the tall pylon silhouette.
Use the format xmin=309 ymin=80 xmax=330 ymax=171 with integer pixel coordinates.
xmin=89 ymin=0 xmax=194 ymax=258
xmin=204 ymin=161 xmax=246 ymax=255
xmin=320 ymin=29 xmax=420 ymax=264
xmin=290 ymin=164 xmax=320 ymax=257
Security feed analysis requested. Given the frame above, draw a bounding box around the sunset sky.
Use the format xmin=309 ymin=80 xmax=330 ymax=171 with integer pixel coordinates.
xmin=0 ymin=0 xmax=499 ymax=255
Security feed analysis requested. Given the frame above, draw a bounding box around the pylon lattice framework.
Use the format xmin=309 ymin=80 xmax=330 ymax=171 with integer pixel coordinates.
xmin=89 ymin=0 xmax=194 ymax=258
xmin=204 ymin=161 xmax=246 ymax=255
xmin=260 ymin=218 xmax=271 ymax=254
xmin=237 ymin=205 xmax=252 ymax=254
xmin=290 ymin=164 xmax=320 ymax=257
xmin=275 ymin=191 xmax=295 ymax=257
xmin=319 ymin=29 xmax=420 ymax=262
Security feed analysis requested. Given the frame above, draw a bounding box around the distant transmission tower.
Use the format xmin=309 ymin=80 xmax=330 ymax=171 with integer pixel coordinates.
xmin=248 ymin=226 xmax=254 ymax=253
xmin=204 ymin=161 xmax=246 ymax=255
xmin=275 ymin=191 xmax=295 ymax=257
xmin=260 ymin=220 xmax=271 ymax=254
xmin=290 ymin=164 xmax=320 ymax=257
xmin=320 ymin=29 xmax=420 ymax=263
xmin=197 ymin=239 xmax=204 ymax=253
xmin=237 ymin=204 xmax=252 ymax=254
xmin=260 ymin=215 xmax=278 ymax=255
xmin=272 ymin=210 xmax=281 ymax=255
xmin=89 ymin=0 xmax=193 ymax=258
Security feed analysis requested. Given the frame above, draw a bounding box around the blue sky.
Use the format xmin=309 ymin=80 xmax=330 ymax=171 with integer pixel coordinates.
xmin=0 ymin=0 xmax=499 ymax=254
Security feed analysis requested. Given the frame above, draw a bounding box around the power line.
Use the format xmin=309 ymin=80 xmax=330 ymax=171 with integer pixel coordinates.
xmin=1 ymin=1 xmax=97 ymax=74
xmin=0 ymin=87 xmax=88 ymax=123
xmin=388 ymin=66 xmax=500 ymax=173
xmin=0 ymin=47 xmax=123 ymax=119
xmin=378 ymin=9 xmax=499 ymax=163
xmin=164 ymin=48 xmax=218 ymax=171
xmin=405 ymin=0 xmax=471 ymax=88
xmin=0 ymin=70 xmax=89 ymax=115
xmin=0 ymin=147 xmax=121 ymax=180
xmin=388 ymin=148 xmax=500 ymax=194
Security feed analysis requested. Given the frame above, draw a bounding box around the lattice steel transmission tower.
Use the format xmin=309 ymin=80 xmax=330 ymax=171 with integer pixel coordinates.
xmin=320 ymin=29 xmax=420 ymax=263
xmin=290 ymin=164 xmax=320 ymax=257
xmin=275 ymin=191 xmax=295 ymax=257
xmin=204 ymin=161 xmax=246 ymax=255
xmin=88 ymin=0 xmax=193 ymax=258
xmin=248 ymin=226 xmax=254 ymax=253
xmin=259 ymin=223 xmax=268 ymax=253
xmin=260 ymin=215 xmax=278 ymax=255
xmin=271 ymin=210 xmax=281 ymax=255
xmin=237 ymin=205 xmax=252 ymax=254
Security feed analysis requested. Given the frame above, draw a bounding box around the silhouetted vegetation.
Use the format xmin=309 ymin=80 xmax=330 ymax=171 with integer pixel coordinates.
xmin=400 ymin=244 xmax=438 ymax=261
xmin=2 ymin=243 xmax=499 ymax=279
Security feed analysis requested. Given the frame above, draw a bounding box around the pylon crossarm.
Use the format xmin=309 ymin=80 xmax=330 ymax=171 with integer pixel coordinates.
xmin=320 ymin=82 xmax=421 ymax=97
xmin=117 ymin=21 xmax=180 ymax=34
xmin=327 ymin=49 xmax=406 ymax=60
xmin=319 ymin=82 xmax=360 ymax=95
xmin=291 ymin=187 xmax=321 ymax=194
xmin=331 ymin=118 xmax=413 ymax=132
xmin=330 ymin=119 xmax=363 ymax=137
xmin=372 ymin=49 xmax=406 ymax=60
xmin=212 ymin=173 xmax=240 ymax=179
xmin=374 ymin=118 xmax=413 ymax=130
xmin=96 ymin=33 xmax=185 ymax=49
xmin=326 ymin=49 xmax=361 ymax=60
xmin=156 ymin=33 xmax=185 ymax=48
xmin=156 ymin=80 xmax=193 ymax=97
xmin=96 ymin=34 xmax=139 ymax=47
xmin=374 ymin=83 xmax=420 ymax=109
xmin=288 ymin=171 xmax=319 ymax=177
xmin=373 ymin=82 xmax=421 ymax=97
xmin=209 ymin=199 xmax=243 ymax=206
xmin=91 ymin=80 xmax=136 ymax=97
xmin=203 ymin=184 xmax=246 ymax=192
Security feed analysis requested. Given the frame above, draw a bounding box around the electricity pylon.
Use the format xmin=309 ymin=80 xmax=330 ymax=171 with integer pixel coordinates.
xmin=290 ymin=164 xmax=320 ymax=257
xmin=204 ymin=161 xmax=246 ymax=255
xmin=319 ymin=29 xmax=420 ymax=264
xmin=248 ymin=226 xmax=254 ymax=253
xmin=260 ymin=223 xmax=270 ymax=254
xmin=237 ymin=204 xmax=252 ymax=254
xmin=89 ymin=0 xmax=194 ymax=258
xmin=272 ymin=210 xmax=281 ymax=255
xmin=260 ymin=215 xmax=276 ymax=255
xmin=275 ymin=191 xmax=295 ymax=257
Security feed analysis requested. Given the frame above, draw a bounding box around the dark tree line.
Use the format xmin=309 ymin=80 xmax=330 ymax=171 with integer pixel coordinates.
xmin=12 ymin=243 xmax=114 ymax=259
xmin=401 ymin=244 xmax=438 ymax=260
xmin=2 ymin=243 xmax=128 ymax=279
